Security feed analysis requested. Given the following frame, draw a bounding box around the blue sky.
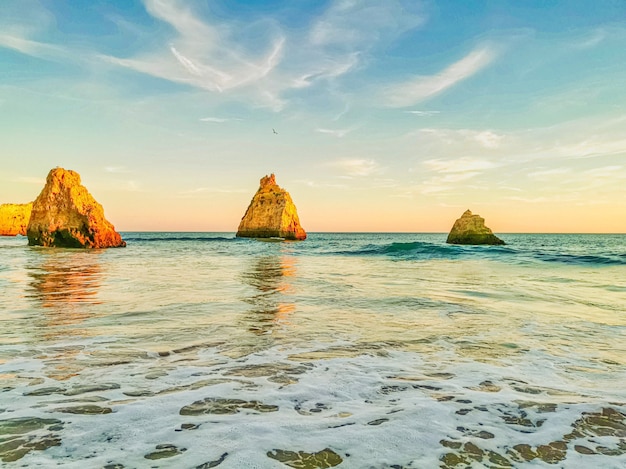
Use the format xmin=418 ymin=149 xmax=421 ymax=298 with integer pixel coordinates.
xmin=1 ymin=0 xmax=625 ymax=232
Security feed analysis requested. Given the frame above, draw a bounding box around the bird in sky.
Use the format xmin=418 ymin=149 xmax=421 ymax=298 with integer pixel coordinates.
xmin=272 ymin=128 xmax=278 ymax=135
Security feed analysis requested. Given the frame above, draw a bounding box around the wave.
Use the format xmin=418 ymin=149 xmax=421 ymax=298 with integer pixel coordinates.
xmin=333 ymin=241 xmax=626 ymax=266
xmin=117 ymin=234 xmax=626 ymax=266
xmin=336 ymin=241 xmax=474 ymax=258
xmin=533 ymin=252 xmax=626 ymax=266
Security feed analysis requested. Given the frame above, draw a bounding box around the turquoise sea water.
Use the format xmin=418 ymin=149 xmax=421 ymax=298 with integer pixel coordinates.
xmin=1 ymin=233 xmax=625 ymax=468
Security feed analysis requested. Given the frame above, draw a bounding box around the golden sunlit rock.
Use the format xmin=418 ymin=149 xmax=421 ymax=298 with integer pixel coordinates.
xmin=446 ymin=209 xmax=505 ymax=245
xmin=27 ymin=168 xmax=126 ymax=248
xmin=0 ymin=202 xmax=32 ymax=236
xmin=236 ymin=174 xmax=306 ymax=240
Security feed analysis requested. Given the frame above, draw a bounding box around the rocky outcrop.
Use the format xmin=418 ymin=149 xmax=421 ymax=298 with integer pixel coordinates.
xmin=236 ymin=174 xmax=306 ymax=240
xmin=27 ymin=168 xmax=126 ymax=248
xmin=446 ymin=209 xmax=505 ymax=245
xmin=0 ymin=202 xmax=32 ymax=236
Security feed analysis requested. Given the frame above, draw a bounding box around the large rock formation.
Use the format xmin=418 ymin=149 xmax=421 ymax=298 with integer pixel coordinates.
xmin=446 ymin=209 xmax=505 ymax=245
xmin=237 ymin=174 xmax=306 ymax=240
xmin=27 ymin=168 xmax=126 ymax=248
xmin=0 ymin=202 xmax=32 ymax=236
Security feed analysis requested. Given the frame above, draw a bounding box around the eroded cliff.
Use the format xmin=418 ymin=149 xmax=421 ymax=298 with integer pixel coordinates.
xmin=236 ymin=174 xmax=306 ymax=240
xmin=446 ymin=209 xmax=505 ymax=245
xmin=0 ymin=203 xmax=32 ymax=236
xmin=27 ymin=167 xmax=126 ymax=248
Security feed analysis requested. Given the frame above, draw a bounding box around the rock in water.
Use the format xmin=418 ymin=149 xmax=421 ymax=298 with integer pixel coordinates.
xmin=446 ymin=209 xmax=505 ymax=245
xmin=27 ymin=168 xmax=126 ymax=248
xmin=0 ymin=202 xmax=32 ymax=236
xmin=237 ymin=174 xmax=306 ymax=240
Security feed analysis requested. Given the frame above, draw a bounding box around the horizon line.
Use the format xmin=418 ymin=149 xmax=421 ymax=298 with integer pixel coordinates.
xmin=109 ymin=231 xmax=626 ymax=235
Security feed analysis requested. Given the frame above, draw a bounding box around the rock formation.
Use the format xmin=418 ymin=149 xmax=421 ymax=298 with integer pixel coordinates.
xmin=237 ymin=174 xmax=306 ymax=240
xmin=27 ymin=167 xmax=126 ymax=248
xmin=446 ymin=209 xmax=505 ymax=245
xmin=0 ymin=202 xmax=32 ymax=236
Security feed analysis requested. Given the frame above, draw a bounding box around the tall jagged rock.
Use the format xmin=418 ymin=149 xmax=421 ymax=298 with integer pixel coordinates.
xmin=27 ymin=168 xmax=126 ymax=248
xmin=0 ymin=202 xmax=32 ymax=236
xmin=237 ymin=174 xmax=306 ymax=240
xmin=446 ymin=209 xmax=505 ymax=245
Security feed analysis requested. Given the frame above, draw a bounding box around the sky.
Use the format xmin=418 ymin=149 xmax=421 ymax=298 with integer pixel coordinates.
xmin=1 ymin=0 xmax=625 ymax=233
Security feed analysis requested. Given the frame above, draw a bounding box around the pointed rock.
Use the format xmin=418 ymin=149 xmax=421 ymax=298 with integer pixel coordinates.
xmin=446 ymin=209 xmax=505 ymax=245
xmin=236 ymin=174 xmax=306 ymax=240
xmin=27 ymin=168 xmax=126 ymax=248
xmin=0 ymin=202 xmax=32 ymax=236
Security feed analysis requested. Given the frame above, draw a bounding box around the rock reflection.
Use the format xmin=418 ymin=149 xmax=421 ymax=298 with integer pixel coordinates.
xmin=27 ymin=250 xmax=103 ymax=329
xmin=241 ymin=255 xmax=297 ymax=335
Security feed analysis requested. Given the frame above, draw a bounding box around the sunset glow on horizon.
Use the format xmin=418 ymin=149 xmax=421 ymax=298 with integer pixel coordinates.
xmin=1 ymin=1 xmax=625 ymax=233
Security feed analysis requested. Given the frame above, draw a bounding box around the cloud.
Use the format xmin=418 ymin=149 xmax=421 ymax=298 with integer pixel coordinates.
xmin=102 ymin=29 xmax=286 ymax=96
xmin=0 ymin=33 xmax=64 ymax=60
xmin=294 ymin=179 xmax=349 ymax=189
xmin=417 ymin=128 xmax=505 ymax=149
xmin=415 ymin=156 xmax=497 ymax=195
xmin=386 ymin=45 xmax=498 ymax=107
xmin=527 ymin=168 xmax=572 ymax=180
xmin=405 ymin=110 xmax=440 ymax=116
xmin=309 ymin=0 xmax=425 ymax=48
xmin=573 ymin=29 xmax=606 ymax=49
xmin=585 ymin=165 xmax=623 ymax=177
xmin=179 ymin=187 xmax=246 ymax=197
xmin=423 ymin=157 xmax=496 ymax=173
xmin=104 ymin=0 xmax=424 ymax=109
xmin=417 ymin=173 xmax=483 ymax=195
xmin=316 ymin=127 xmax=353 ymax=138
xmin=0 ymin=0 xmax=426 ymax=112
xmin=502 ymin=120 xmax=626 ymax=164
xmin=330 ymin=158 xmax=381 ymax=177
xmin=199 ymin=117 xmax=242 ymax=123
xmin=473 ymin=130 xmax=503 ymax=149
xmin=553 ymin=137 xmax=626 ymax=159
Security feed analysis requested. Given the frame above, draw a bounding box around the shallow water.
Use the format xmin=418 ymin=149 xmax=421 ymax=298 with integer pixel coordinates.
xmin=1 ymin=233 xmax=625 ymax=468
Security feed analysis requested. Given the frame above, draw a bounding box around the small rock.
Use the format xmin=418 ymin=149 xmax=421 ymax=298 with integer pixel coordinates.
xmin=446 ymin=209 xmax=504 ymax=245
xmin=236 ymin=174 xmax=306 ymax=240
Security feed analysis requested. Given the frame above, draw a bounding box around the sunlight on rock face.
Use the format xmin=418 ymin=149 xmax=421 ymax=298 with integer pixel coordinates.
xmin=236 ymin=174 xmax=307 ymax=240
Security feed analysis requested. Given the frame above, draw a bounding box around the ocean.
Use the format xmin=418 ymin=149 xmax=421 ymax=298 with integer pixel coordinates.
xmin=0 ymin=232 xmax=625 ymax=468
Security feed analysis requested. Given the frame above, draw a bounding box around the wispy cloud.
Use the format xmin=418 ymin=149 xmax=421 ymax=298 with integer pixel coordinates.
xmin=0 ymin=33 xmax=65 ymax=60
xmin=295 ymin=179 xmax=349 ymax=189
xmin=585 ymin=165 xmax=623 ymax=177
xmin=386 ymin=45 xmax=498 ymax=107
xmin=309 ymin=0 xmax=424 ymax=48
xmin=417 ymin=128 xmax=505 ymax=149
xmin=0 ymin=0 xmax=426 ymax=112
xmin=199 ymin=117 xmax=242 ymax=123
xmin=424 ymin=157 xmax=496 ymax=173
xmin=527 ymin=168 xmax=572 ymax=180
xmin=179 ymin=187 xmax=246 ymax=197
xmin=316 ymin=127 xmax=353 ymax=138
xmin=95 ymin=0 xmax=425 ymax=110
xmin=415 ymin=157 xmax=497 ymax=195
xmin=405 ymin=110 xmax=440 ymax=116
xmin=330 ymin=158 xmax=381 ymax=177
xmin=572 ymin=29 xmax=606 ymax=49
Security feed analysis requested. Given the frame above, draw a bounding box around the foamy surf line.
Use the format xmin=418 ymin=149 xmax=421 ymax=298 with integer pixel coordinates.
xmin=2 ymin=341 xmax=625 ymax=468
